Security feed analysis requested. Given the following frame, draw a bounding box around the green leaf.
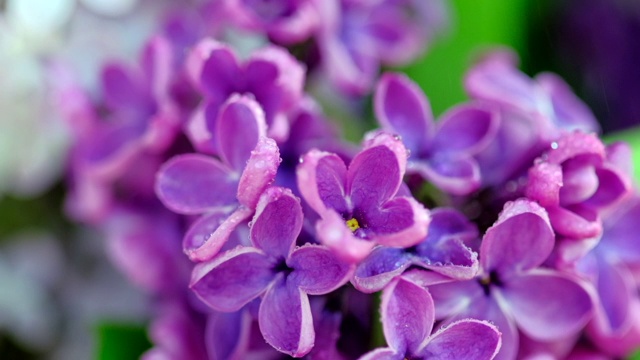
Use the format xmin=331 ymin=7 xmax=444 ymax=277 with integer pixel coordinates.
xmin=603 ymin=126 xmax=640 ymax=186
xmin=95 ymin=322 xmax=151 ymax=360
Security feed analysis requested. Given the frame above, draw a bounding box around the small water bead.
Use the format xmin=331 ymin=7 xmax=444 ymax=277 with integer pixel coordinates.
xmin=551 ymin=141 xmax=559 ymax=150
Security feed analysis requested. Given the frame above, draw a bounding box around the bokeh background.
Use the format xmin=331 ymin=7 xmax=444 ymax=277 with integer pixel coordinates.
xmin=1 ymin=0 xmax=640 ymax=358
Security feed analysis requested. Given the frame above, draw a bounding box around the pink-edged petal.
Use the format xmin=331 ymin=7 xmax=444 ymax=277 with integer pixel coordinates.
xmin=480 ymin=199 xmax=554 ymax=275
xmin=190 ymin=246 xmax=274 ymax=312
xmin=374 ymin=73 xmax=433 ymax=154
xmin=418 ymin=319 xmax=501 ymax=360
xmin=83 ymin=120 xmax=146 ymax=179
xmin=432 ymin=103 xmax=499 ymax=155
xmin=216 ymin=95 xmax=268 ymax=172
xmin=410 ymin=155 xmax=481 ymax=195
xmin=140 ymin=35 xmax=173 ymax=101
xmin=183 ymin=206 xmax=253 ymax=262
xmin=585 ymin=166 xmax=630 ymax=208
xmin=536 ymin=72 xmax=599 ymax=133
xmin=288 ymin=244 xmax=353 ymax=295
xmin=259 ymin=276 xmax=314 ymax=357
xmin=349 ymin=133 xmax=408 ymax=210
xmin=352 ymin=247 xmax=411 ymax=293
xmin=546 ymin=132 xmax=605 ymax=166
xmin=364 ymin=196 xmax=430 ymax=248
xmin=547 ymin=205 xmax=601 ymax=239
xmin=526 ymin=162 xmax=563 ymax=208
xmin=358 ymin=348 xmax=402 ymax=360
xmin=559 ymin=159 xmax=599 ymax=206
xmin=185 ymin=104 xmax=217 ymax=155
xmin=315 ymin=209 xmax=375 ymax=263
xmin=590 ymin=258 xmax=635 ymax=336
xmin=502 ymin=270 xmax=592 ymax=340
xmin=237 ymin=136 xmax=281 ymax=209
xmin=250 ymin=187 xmax=302 ymax=258
xmin=155 ymin=154 xmax=238 ymax=215
xmin=297 ymin=150 xmax=349 ymax=215
xmin=192 ymin=39 xmax=240 ymax=98
xmin=381 ymin=276 xmax=435 ymax=354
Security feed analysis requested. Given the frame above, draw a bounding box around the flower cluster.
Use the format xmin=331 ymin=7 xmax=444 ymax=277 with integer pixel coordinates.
xmin=56 ymin=2 xmax=640 ymax=360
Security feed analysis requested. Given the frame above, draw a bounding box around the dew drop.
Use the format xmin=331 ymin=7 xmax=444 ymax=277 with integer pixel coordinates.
xmin=550 ymin=142 xmax=559 ymax=150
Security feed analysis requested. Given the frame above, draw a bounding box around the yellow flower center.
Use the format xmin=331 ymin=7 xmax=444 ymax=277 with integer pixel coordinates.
xmin=346 ymin=218 xmax=360 ymax=232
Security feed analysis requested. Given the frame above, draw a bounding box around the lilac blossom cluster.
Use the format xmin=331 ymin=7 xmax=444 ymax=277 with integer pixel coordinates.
xmin=56 ymin=2 xmax=640 ymax=360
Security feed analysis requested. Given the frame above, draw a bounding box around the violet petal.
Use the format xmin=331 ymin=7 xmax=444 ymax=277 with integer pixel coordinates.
xmin=237 ymin=136 xmax=281 ymax=209
xmin=250 ymin=187 xmax=302 ymax=258
xmin=418 ymin=319 xmax=501 ymax=360
xmin=288 ymin=244 xmax=353 ymax=295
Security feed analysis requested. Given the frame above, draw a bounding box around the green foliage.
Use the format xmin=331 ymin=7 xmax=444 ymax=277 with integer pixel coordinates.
xmin=604 ymin=127 xmax=640 ymax=186
xmin=95 ymin=322 xmax=151 ymax=360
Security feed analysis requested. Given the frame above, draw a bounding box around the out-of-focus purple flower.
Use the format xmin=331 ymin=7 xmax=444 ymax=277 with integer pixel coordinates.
xmin=352 ymin=207 xmax=479 ymax=293
xmin=224 ymin=0 xmax=320 ymax=44
xmin=375 ymin=73 xmax=499 ymax=195
xmin=465 ymin=50 xmax=600 ymax=139
xmin=297 ymin=131 xmax=431 ymax=263
xmin=155 ymin=95 xmax=280 ymax=261
xmin=526 ymin=132 xmax=632 ymax=241
xmin=426 ymin=199 xmax=593 ymax=360
xmin=185 ymin=38 xmax=305 ymax=152
xmin=190 ymin=187 xmax=353 ymax=357
xmin=359 ymin=272 xmax=501 ymax=360
xmin=568 ymin=195 xmax=640 ymax=357
xmin=314 ymin=0 xmax=447 ymax=94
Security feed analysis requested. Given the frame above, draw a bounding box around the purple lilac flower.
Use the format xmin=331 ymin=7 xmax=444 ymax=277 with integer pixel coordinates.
xmin=359 ymin=271 xmax=502 ymax=360
xmin=190 ymin=187 xmax=353 ymax=357
xmin=224 ymin=0 xmax=320 ymax=44
xmin=314 ymin=0 xmax=447 ymax=94
xmin=426 ymin=199 xmax=593 ymax=360
xmin=353 ymin=207 xmax=479 ymax=292
xmin=567 ymin=195 xmax=640 ymax=357
xmin=465 ymin=50 xmax=599 ymax=139
xmin=375 ymin=73 xmax=499 ymax=195
xmin=185 ymin=38 xmax=305 ymax=152
xmin=297 ymin=131 xmax=431 ymax=263
xmin=155 ymin=95 xmax=280 ymax=261
xmin=526 ymin=132 xmax=632 ymax=241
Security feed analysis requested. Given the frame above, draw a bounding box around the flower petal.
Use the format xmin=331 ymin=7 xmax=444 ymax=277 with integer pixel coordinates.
xmin=250 ymin=187 xmax=302 ymax=258
xmin=352 ymin=247 xmax=411 ymax=293
xmin=432 ymin=103 xmax=499 ymax=155
xmin=410 ymin=155 xmax=481 ymax=195
xmin=315 ymin=209 xmax=376 ymax=263
xmin=205 ymin=310 xmax=252 ymax=360
xmin=288 ymin=244 xmax=353 ymax=295
xmin=374 ymin=73 xmax=433 ymax=154
xmin=190 ymin=246 xmax=274 ymax=312
xmin=418 ymin=319 xmax=501 ymax=360
xmin=526 ymin=162 xmax=563 ymax=208
xmin=358 ymin=348 xmax=402 ymax=360
xmin=259 ymin=277 xmax=314 ymax=357
xmin=480 ymin=199 xmax=554 ymax=276
xmin=194 ymin=39 xmax=240 ymax=98
xmin=363 ymin=196 xmax=430 ymax=248
xmin=155 ymin=154 xmax=238 ymax=215
xmin=237 ymin=136 xmax=281 ymax=209
xmin=547 ymin=205 xmax=601 ymax=239
xmin=297 ymin=150 xmax=349 ymax=215
xmin=101 ymin=62 xmax=148 ymax=111
xmin=502 ymin=270 xmax=592 ymax=340
xmin=216 ymin=95 xmax=267 ymax=172
xmin=381 ymin=275 xmax=435 ymax=354
xmin=183 ymin=206 xmax=253 ymax=262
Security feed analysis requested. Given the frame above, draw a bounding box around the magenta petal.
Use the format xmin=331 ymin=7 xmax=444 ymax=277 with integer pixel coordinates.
xmin=183 ymin=206 xmax=253 ymax=262
xmin=592 ymin=258 xmax=634 ymax=336
xmin=546 ymin=132 xmax=605 ymax=165
xmin=418 ymin=319 xmax=501 ymax=360
xmin=206 ymin=310 xmax=252 ymax=360
xmin=101 ymin=63 xmax=147 ymax=111
xmin=190 ymin=246 xmax=274 ymax=312
xmin=140 ymin=36 xmax=172 ymax=100
xmin=585 ymin=166 xmax=629 ymax=208
xmin=358 ymin=348 xmax=402 ymax=360
xmin=259 ymin=277 xmax=314 ymax=357
xmin=502 ymin=270 xmax=592 ymax=340
xmin=236 ymin=136 xmax=281 ymax=209
xmin=480 ymin=199 xmax=554 ymax=275
xmin=315 ymin=209 xmax=375 ymax=263
xmin=411 ymin=155 xmax=481 ymax=195
xmin=526 ymin=162 xmax=563 ymax=208
xmin=365 ymin=196 xmax=430 ymax=248
xmin=297 ymin=150 xmax=349 ymax=215
xmin=250 ymin=187 xmax=302 ymax=258
xmin=432 ymin=104 xmax=499 ymax=155
xmin=197 ymin=40 xmax=240 ymax=98
xmin=352 ymin=247 xmax=411 ymax=293
xmin=216 ymin=95 xmax=268 ymax=172
xmin=288 ymin=244 xmax=353 ymax=295
xmin=348 ymin=134 xmax=408 ymax=210
xmin=155 ymin=154 xmax=238 ymax=215
xmin=547 ymin=205 xmax=601 ymax=239
xmin=381 ymin=276 xmax=435 ymax=354
xmin=374 ymin=73 xmax=433 ymax=154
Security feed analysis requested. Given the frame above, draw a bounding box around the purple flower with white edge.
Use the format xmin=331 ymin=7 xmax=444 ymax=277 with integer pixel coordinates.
xmin=353 ymin=207 xmax=479 ymax=293
xmin=224 ymin=0 xmax=320 ymax=44
xmin=359 ymin=271 xmax=501 ymax=360
xmin=297 ymin=131 xmax=431 ymax=263
xmin=375 ymin=72 xmax=499 ymax=195
xmin=465 ymin=50 xmax=600 ymax=139
xmin=426 ymin=199 xmax=593 ymax=360
xmin=526 ymin=132 xmax=632 ymax=240
xmin=155 ymin=95 xmax=280 ymax=261
xmin=185 ymin=38 xmax=305 ymax=152
xmin=190 ymin=186 xmax=353 ymax=357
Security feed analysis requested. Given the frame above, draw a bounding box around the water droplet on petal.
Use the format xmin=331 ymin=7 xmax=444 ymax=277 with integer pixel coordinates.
xmin=550 ymin=142 xmax=559 ymax=150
